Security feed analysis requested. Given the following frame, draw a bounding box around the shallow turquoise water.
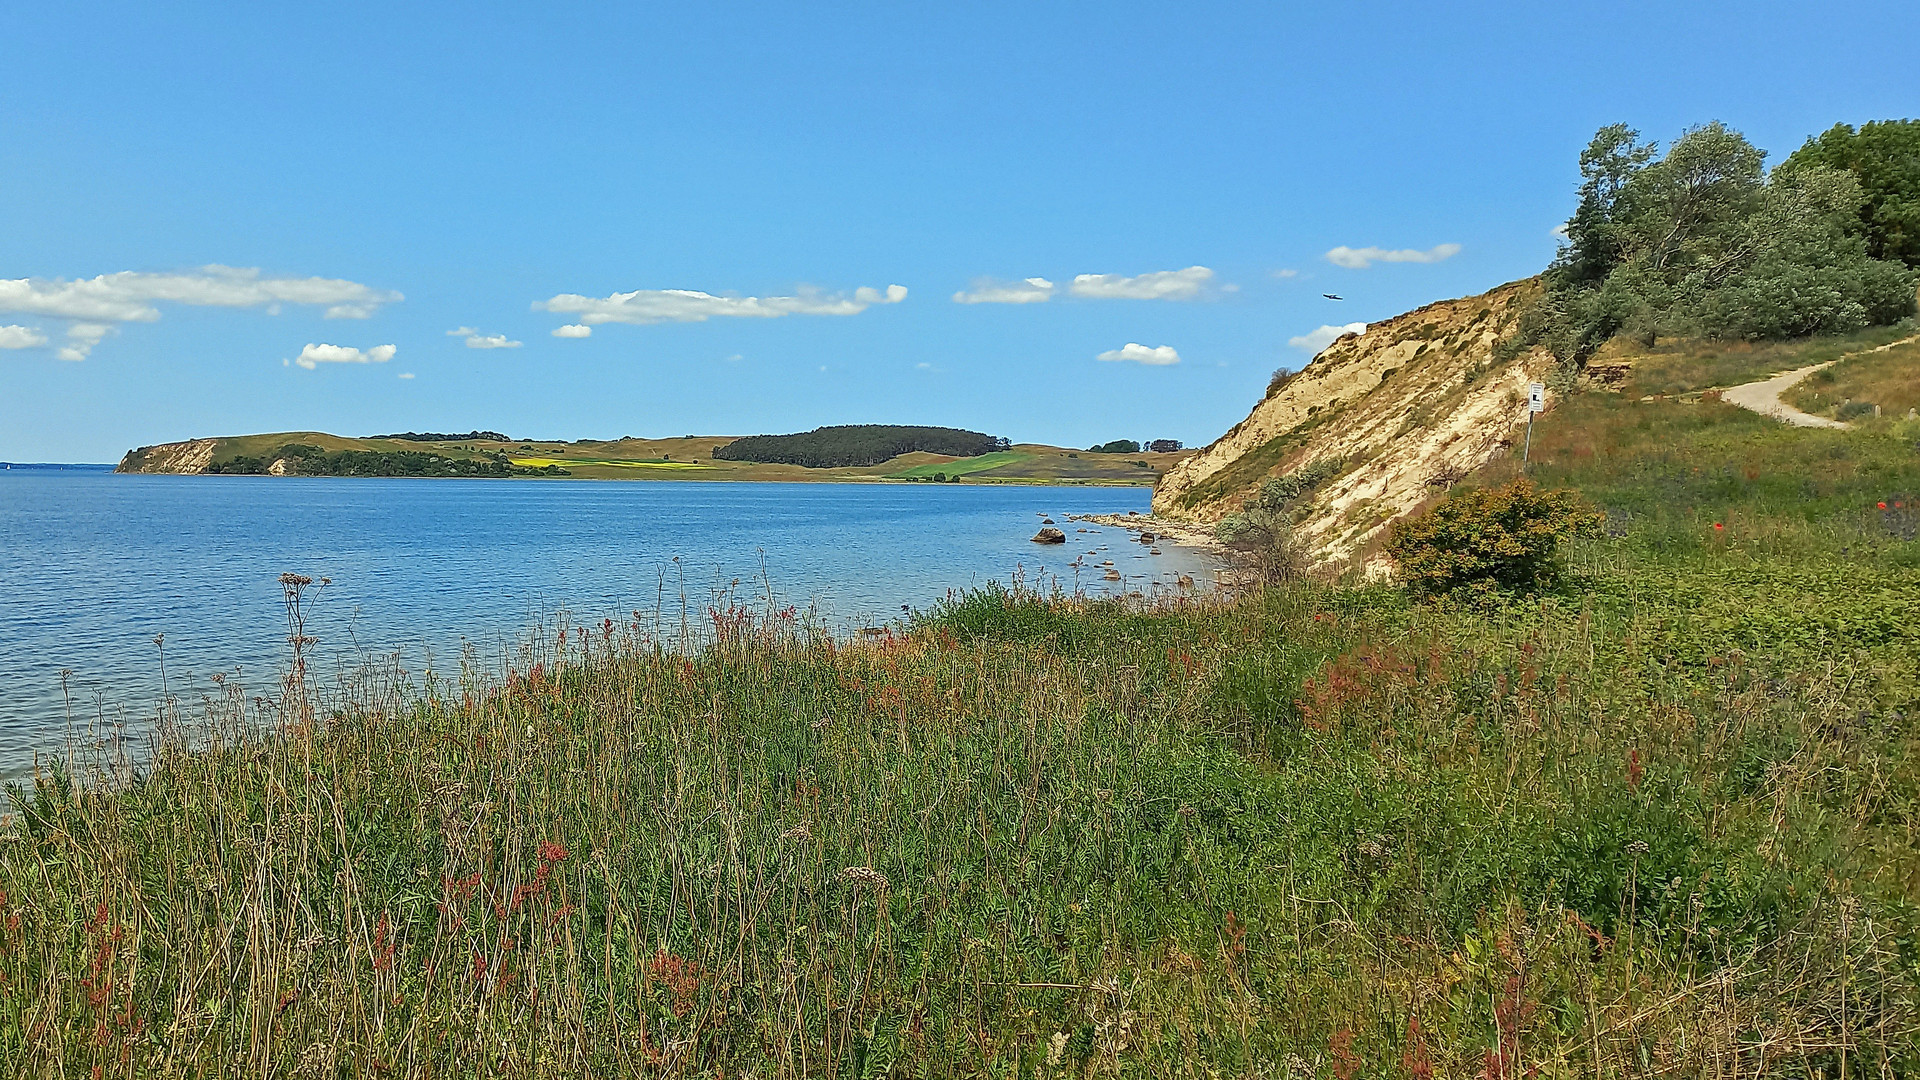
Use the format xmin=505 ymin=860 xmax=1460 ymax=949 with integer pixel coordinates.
xmin=0 ymin=469 xmax=1222 ymax=778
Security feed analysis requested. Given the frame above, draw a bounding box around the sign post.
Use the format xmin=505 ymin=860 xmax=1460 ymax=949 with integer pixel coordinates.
xmin=1524 ymin=382 xmax=1545 ymax=465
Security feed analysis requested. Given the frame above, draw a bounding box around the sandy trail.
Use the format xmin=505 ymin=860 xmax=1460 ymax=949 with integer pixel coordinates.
xmin=1720 ymin=363 xmax=1851 ymax=428
xmin=1718 ymin=334 xmax=1919 ymax=429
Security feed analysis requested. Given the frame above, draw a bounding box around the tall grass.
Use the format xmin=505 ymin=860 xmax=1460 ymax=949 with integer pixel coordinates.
xmin=2 ymin=555 xmax=1913 ymax=1076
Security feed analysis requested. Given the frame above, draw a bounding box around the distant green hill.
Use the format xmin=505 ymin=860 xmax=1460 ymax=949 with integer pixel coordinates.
xmin=712 ymin=425 xmax=1007 ymax=468
xmin=116 ymin=430 xmax=1193 ymax=485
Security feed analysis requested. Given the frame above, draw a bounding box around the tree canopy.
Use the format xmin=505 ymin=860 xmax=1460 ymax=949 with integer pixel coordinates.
xmin=713 ymin=425 xmax=1007 ymax=469
xmin=1537 ymin=121 xmax=1916 ymax=364
xmin=1780 ymin=120 xmax=1920 ymax=267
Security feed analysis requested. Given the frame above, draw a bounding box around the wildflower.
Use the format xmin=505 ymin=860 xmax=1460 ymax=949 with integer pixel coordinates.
xmin=1712 ymin=522 xmax=1724 ymax=531
xmin=537 ymin=841 xmax=569 ymax=864
xmin=1879 ymin=502 xmax=1888 ymax=510
xmin=840 ymin=866 xmax=891 ymax=892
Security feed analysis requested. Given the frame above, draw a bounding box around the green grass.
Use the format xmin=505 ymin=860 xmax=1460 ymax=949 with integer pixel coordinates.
xmin=4 ymin=550 xmax=1916 ymax=1075
xmin=1787 ymin=337 xmax=1920 ymax=420
xmin=1610 ymin=319 xmax=1918 ymax=397
xmin=19 ymin=350 xmax=1920 ymax=1075
xmin=886 ymin=449 xmax=1025 ymax=478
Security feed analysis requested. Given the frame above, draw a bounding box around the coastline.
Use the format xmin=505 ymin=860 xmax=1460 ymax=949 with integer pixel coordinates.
xmin=1064 ymin=511 xmax=1232 ymax=558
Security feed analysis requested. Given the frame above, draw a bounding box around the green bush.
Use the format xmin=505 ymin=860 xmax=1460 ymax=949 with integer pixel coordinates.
xmin=1215 ymin=458 xmax=1342 ymax=583
xmin=1386 ymin=478 xmax=1602 ymax=596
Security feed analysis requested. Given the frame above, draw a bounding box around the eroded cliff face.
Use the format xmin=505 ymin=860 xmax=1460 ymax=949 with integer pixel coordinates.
xmin=116 ymin=439 xmax=218 ymax=474
xmin=1152 ymin=277 xmax=1553 ymax=570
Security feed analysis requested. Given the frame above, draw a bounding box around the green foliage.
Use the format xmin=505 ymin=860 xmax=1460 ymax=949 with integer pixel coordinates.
xmin=1216 ymin=458 xmax=1343 ymax=583
xmin=374 ymin=429 xmax=514 ymax=442
xmin=1539 ymin=121 xmax=1917 ymax=362
xmin=713 ymin=424 xmax=1007 ymax=468
xmin=1781 ymin=119 xmax=1920 ymax=266
xmin=207 ymin=442 xmax=566 ymax=477
xmin=1085 ymin=439 xmax=1140 ymax=453
xmin=1386 ymin=478 xmax=1603 ymax=596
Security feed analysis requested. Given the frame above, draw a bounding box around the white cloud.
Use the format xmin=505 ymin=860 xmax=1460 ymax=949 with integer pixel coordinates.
xmin=1069 ymin=266 xmax=1212 ymax=300
xmin=0 ymin=265 xmax=402 ymax=323
xmin=398 ymin=372 xmax=415 ymax=379
xmin=0 ymin=325 xmax=47 ymax=349
xmin=552 ymin=324 xmax=592 ymax=338
xmin=294 ymin=342 xmax=397 ymax=370
xmin=57 ymin=323 xmax=113 ymax=362
xmin=1550 ymin=222 xmax=1571 ymax=242
xmin=1273 ymin=268 xmax=1300 ymax=279
xmin=1324 ymin=244 xmax=1461 ymax=269
xmin=536 ymin=282 xmax=907 ymax=326
xmin=0 ymin=266 xmax=400 ymax=361
xmin=447 ymin=326 xmax=522 ymax=349
xmin=1288 ymin=322 xmax=1368 ymax=353
xmin=952 ymin=277 xmax=1055 ymax=304
xmin=1096 ymin=343 xmax=1181 ymax=366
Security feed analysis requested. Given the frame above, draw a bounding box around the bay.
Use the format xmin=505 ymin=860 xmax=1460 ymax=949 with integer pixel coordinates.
xmin=0 ymin=470 xmax=1223 ymax=780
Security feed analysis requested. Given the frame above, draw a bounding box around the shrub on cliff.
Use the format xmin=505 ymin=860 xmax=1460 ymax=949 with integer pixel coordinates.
xmin=1387 ymin=478 xmax=1601 ymax=596
xmin=1216 ymin=459 xmax=1342 ymax=583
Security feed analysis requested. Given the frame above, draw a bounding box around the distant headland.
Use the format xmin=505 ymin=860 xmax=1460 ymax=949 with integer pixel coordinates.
xmin=115 ymin=424 xmax=1194 ymax=485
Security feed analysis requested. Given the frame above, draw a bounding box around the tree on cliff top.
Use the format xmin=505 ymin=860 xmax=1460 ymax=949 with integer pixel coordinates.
xmin=1539 ymin=121 xmax=1916 ymax=364
xmin=1779 ymin=119 xmax=1920 ymax=267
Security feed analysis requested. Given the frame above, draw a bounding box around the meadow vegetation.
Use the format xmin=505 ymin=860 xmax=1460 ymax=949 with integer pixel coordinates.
xmin=7 ymin=368 xmax=1919 ymax=1074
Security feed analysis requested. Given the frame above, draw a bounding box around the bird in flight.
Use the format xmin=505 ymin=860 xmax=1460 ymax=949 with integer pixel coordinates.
xmin=1323 ymin=293 xmax=1344 ymax=300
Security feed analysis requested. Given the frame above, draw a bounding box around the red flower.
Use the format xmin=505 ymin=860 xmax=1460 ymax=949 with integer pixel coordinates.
xmin=1879 ymin=502 xmax=1889 ymax=510
xmin=1712 ymin=523 xmax=1724 ymax=531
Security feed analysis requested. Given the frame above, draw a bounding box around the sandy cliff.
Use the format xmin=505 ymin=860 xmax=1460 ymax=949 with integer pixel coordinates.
xmin=115 ymin=439 xmax=218 ymax=474
xmin=1153 ymin=277 xmax=1554 ymax=570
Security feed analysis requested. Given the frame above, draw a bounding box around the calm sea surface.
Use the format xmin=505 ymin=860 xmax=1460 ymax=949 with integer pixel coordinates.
xmin=0 ymin=468 xmax=1223 ymax=780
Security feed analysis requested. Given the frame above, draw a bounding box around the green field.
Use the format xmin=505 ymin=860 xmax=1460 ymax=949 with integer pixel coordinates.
xmin=24 ymin=326 xmax=1920 ymax=1074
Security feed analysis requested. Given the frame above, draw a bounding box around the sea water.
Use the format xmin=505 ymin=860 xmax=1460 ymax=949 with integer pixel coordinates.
xmin=0 ymin=468 xmax=1224 ymax=779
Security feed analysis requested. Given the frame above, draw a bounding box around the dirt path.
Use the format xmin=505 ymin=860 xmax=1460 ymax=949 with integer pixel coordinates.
xmin=1719 ymin=334 xmax=1919 ymax=430
xmin=1720 ymin=363 xmax=1851 ymax=429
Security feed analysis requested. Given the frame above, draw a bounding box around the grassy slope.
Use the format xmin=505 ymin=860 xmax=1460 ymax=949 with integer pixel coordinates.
xmin=170 ymin=434 xmax=1190 ymax=485
xmin=8 ymin=329 xmax=1919 ymax=1075
xmin=1595 ymin=320 xmax=1917 ymax=398
xmin=1786 ymin=336 xmax=1920 ymax=420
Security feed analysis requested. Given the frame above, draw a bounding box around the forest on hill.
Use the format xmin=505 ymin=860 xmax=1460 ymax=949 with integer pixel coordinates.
xmin=712 ymin=424 xmax=1009 ymax=468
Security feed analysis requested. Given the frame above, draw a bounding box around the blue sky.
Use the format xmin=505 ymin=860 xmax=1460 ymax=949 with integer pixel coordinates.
xmin=3 ymin=2 xmax=1916 ymax=462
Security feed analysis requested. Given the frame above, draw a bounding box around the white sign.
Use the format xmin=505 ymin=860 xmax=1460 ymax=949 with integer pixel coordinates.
xmin=1528 ymin=383 xmax=1546 ymax=414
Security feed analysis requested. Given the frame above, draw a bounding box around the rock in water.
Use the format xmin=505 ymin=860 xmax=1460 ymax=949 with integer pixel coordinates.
xmin=1031 ymin=528 xmax=1067 ymax=544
